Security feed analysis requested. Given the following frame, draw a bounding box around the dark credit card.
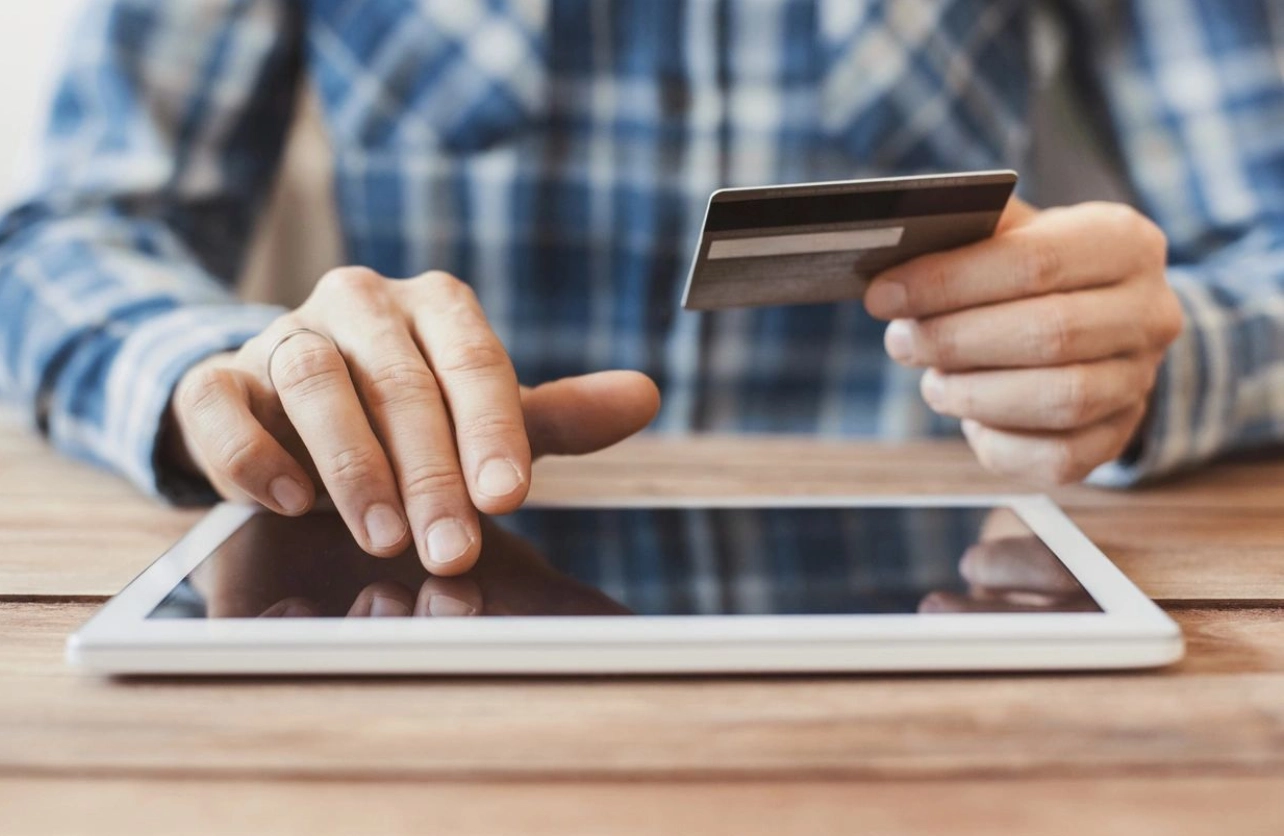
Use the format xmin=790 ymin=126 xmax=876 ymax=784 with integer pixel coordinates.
xmin=681 ymin=170 xmax=1018 ymax=310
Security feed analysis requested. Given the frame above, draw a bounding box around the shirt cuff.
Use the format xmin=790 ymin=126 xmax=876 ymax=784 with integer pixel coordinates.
xmin=97 ymin=302 xmax=286 ymax=504
xmin=1087 ymin=268 xmax=1206 ymax=488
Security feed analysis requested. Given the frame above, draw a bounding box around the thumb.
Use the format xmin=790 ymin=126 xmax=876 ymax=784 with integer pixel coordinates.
xmin=521 ymin=370 xmax=661 ymax=459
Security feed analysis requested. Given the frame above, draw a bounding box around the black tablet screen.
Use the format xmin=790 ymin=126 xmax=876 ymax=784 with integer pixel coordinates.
xmin=148 ymin=506 xmax=1100 ymax=619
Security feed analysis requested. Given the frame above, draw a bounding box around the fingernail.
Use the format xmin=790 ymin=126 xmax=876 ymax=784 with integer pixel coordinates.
xmin=426 ymin=518 xmax=474 ymax=567
xmin=269 ymin=476 xmax=309 ymax=514
xmin=370 ymin=594 xmax=411 ymax=618
xmin=428 ymin=594 xmax=477 ymax=617
xmin=920 ymin=370 xmax=944 ymax=407
xmin=885 ymin=320 xmax=915 ymax=363
xmin=866 ymin=281 xmax=906 ymax=317
xmin=476 ymin=457 xmax=523 ymax=498
xmin=364 ymin=503 xmax=408 ymax=550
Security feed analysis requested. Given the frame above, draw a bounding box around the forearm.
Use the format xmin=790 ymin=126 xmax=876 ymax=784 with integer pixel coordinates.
xmin=0 ymin=0 xmax=303 ymax=499
xmin=0 ymin=208 xmax=284 ymax=501
xmin=1060 ymin=0 xmax=1284 ymax=485
xmin=1091 ymin=237 xmax=1284 ymax=485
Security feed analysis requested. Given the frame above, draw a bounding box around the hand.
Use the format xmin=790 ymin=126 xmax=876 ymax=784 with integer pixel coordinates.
xmin=918 ymin=508 xmax=1096 ymax=613
xmin=201 ymin=513 xmax=630 ymax=619
xmin=341 ymin=518 xmax=632 ymax=619
xmin=917 ymin=534 xmax=1097 ymax=614
xmin=170 ymin=267 xmax=661 ymax=574
xmin=865 ymin=199 xmax=1183 ymax=484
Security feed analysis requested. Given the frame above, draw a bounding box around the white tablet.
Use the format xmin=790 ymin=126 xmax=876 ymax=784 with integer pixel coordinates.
xmin=67 ymin=496 xmax=1183 ymax=675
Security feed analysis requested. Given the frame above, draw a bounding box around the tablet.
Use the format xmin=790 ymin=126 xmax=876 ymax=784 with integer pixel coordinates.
xmin=67 ymin=496 xmax=1183 ymax=675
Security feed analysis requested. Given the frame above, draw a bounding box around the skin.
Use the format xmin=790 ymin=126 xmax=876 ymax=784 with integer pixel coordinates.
xmin=170 ymin=198 xmax=1182 ymax=573
xmin=865 ymin=198 xmax=1184 ymax=485
xmin=170 ymin=267 xmax=661 ymax=575
xmin=246 ymin=519 xmax=631 ymax=620
xmin=917 ymin=535 xmax=1098 ymax=614
xmin=918 ymin=509 xmax=1096 ymax=614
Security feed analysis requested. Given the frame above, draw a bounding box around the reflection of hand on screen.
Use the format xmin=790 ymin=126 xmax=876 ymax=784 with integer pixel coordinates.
xmin=235 ymin=515 xmax=631 ymax=619
xmin=258 ymin=597 xmax=321 ymax=618
xmin=918 ymin=534 xmax=1097 ymax=614
xmin=429 ymin=518 xmax=631 ymax=617
xmin=975 ymin=507 xmax=1031 ymax=543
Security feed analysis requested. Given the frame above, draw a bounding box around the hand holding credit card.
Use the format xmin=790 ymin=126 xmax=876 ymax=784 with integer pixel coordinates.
xmin=681 ymin=170 xmax=1017 ymax=310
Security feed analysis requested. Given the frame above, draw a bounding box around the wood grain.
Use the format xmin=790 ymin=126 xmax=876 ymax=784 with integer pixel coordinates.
xmin=5 ymin=409 xmax=1284 ymax=600
xmin=1072 ymin=508 xmax=1284 ymax=602
xmin=5 ymin=603 xmax=1284 ymax=781
xmin=3 ymin=776 xmax=1283 ymax=836
xmin=6 ymin=408 xmax=1284 ymax=830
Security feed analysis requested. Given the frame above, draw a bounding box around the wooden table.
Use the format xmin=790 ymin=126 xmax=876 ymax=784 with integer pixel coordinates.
xmin=3 ymin=410 xmax=1283 ymax=835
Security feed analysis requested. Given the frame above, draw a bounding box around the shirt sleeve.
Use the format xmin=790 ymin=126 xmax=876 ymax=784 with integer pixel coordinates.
xmin=0 ymin=0 xmax=302 ymax=502
xmin=1072 ymin=0 xmax=1284 ymax=486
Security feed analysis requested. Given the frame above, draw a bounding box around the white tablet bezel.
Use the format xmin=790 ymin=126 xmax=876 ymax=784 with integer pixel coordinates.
xmin=67 ymin=495 xmax=1184 ymax=675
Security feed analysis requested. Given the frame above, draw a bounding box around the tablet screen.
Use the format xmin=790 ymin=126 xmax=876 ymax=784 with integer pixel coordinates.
xmin=147 ymin=506 xmax=1099 ymax=619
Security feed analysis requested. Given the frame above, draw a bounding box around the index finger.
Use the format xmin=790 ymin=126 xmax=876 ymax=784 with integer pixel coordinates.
xmin=865 ymin=202 xmax=1164 ymax=320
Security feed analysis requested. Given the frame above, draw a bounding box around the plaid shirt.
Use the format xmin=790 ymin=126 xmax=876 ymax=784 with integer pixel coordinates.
xmin=1 ymin=0 xmax=1282 ymax=502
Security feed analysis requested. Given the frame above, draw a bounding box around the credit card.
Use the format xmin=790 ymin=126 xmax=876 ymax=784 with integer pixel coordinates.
xmin=681 ymin=170 xmax=1018 ymax=310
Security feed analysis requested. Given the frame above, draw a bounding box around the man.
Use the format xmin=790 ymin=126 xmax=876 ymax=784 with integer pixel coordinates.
xmin=0 ymin=0 xmax=1279 ymax=576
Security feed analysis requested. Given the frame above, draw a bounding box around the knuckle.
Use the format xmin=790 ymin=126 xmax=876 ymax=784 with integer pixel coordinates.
xmin=400 ymin=461 xmax=466 ymax=501
xmin=1021 ymin=234 xmax=1063 ymax=293
xmin=217 ymin=434 xmax=276 ymax=484
xmin=916 ymin=263 xmax=952 ymax=310
xmin=365 ymin=359 xmax=440 ymax=409
xmin=273 ymin=343 xmax=348 ymax=397
xmin=435 ymin=336 xmax=510 ymax=377
xmin=940 ymin=375 xmax=976 ymax=417
xmin=1109 ymin=203 xmax=1145 ymax=235
xmin=920 ymin=320 xmax=957 ymax=367
xmin=1036 ymin=299 xmax=1075 ymax=361
xmin=453 ymin=409 xmax=526 ymax=445
xmin=421 ymin=270 xmax=476 ymax=304
xmin=1101 ymin=203 xmax=1167 ymax=265
xmin=177 ymin=365 xmax=236 ymax=415
xmin=1041 ymin=440 xmax=1085 ymax=485
xmin=1098 ymin=201 xmax=1141 ymax=229
xmin=315 ymin=266 xmax=384 ymax=300
xmin=245 ymin=315 xmax=300 ymax=357
xmin=1050 ymin=367 xmax=1095 ymax=427
xmin=324 ymin=444 xmax=384 ymax=488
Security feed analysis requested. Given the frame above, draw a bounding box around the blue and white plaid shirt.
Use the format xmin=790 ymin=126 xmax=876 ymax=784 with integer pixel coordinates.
xmin=1 ymin=0 xmax=1282 ymax=501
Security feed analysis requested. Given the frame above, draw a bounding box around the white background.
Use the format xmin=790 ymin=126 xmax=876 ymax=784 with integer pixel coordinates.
xmin=0 ymin=0 xmax=87 ymax=204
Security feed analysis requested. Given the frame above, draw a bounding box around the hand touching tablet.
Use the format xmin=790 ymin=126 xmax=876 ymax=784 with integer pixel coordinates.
xmin=342 ymin=519 xmax=632 ymax=619
xmin=209 ymin=515 xmax=631 ymax=620
xmin=168 ymin=268 xmax=661 ymax=575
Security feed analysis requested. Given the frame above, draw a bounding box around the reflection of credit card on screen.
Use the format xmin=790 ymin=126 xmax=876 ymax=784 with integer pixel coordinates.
xmin=681 ymin=170 xmax=1017 ymax=310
